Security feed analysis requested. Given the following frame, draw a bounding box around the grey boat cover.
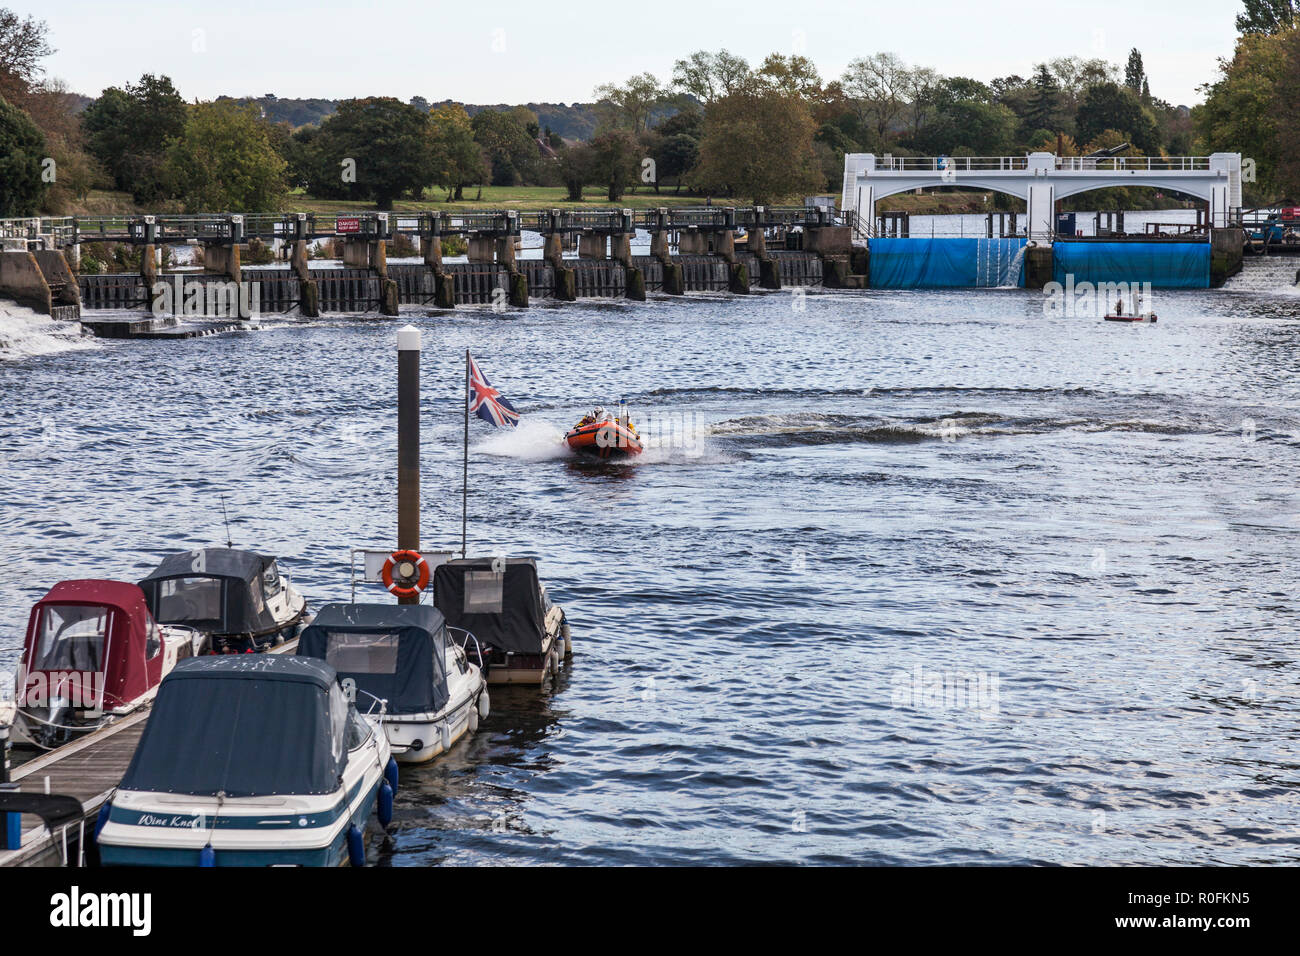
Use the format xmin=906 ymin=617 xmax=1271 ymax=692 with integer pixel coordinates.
xmin=138 ymin=548 xmax=285 ymax=636
xmin=432 ymin=558 xmax=547 ymax=655
xmin=119 ymin=655 xmax=350 ymax=797
xmin=297 ymin=603 xmax=450 ymax=716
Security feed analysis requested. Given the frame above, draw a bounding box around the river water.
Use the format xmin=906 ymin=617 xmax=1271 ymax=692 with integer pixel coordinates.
xmin=2 ymin=263 xmax=1299 ymax=865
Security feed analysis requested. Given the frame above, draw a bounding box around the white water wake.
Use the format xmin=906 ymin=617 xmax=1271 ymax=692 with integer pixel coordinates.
xmin=0 ymin=303 xmax=95 ymax=361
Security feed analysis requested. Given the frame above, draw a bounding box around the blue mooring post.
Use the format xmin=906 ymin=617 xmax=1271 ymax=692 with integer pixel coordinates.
xmin=1 ymin=721 xmax=18 ymax=850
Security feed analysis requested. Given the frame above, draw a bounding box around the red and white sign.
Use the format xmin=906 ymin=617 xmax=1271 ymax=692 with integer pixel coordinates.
xmin=336 ymin=217 xmax=361 ymax=234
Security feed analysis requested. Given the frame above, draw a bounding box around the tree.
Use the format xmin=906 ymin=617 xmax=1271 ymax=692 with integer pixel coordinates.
xmin=81 ymin=74 xmax=187 ymax=201
xmin=1236 ymin=0 xmax=1297 ymax=34
xmin=470 ymin=107 xmax=541 ymax=186
xmin=0 ymin=93 xmax=47 ymax=216
xmin=755 ymin=54 xmax=823 ymax=101
xmin=0 ymin=9 xmax=52 ymax=101
xmin=1195 ymin=30 xmax=1288 ymax=197
xmin=587 ymin=131 xmax=640 ymax=201
xmin=902 ymin=66 xmax=941 ymax=139
xmin=1024 ymin=64 xmax=1066 ymax=136
xmin=428 ymin=104 xmax=485 ymax=200
xmin=309 ymin=97 xmax=434 ymax=208
xmin=1075 ymin=82 xmax=1160 ymax=153
xmin=841 ymin=53 xmax=910 ymax=140
xmin=653 ymin=132 xmax=699 ymax=194
xmin=671 ymin=49 xmax=751 ymax=105
xmin=907 ymin=78 xmax=1018 ymax=155
xmin=1124 ymin=48 xmax=1146 ymax=94
xmin=164 ymin=101 xmax=288 ymax=212
xmin=1271 ymin=28 xmax=1300 ymax=196
xmin=693 ymin=91 xmax=823 ymax=203
xmin=593 ymin=73 xmax=664 ymax=133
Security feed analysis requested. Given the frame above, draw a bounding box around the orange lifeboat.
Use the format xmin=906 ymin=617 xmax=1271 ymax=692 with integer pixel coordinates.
xmin=565 ymin=410 xmax=643 ymax=459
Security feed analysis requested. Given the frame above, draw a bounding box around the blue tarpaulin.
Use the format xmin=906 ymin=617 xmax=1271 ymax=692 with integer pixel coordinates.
xmin=1052 ymin=241 xmax=1209 ymax=289
xmin=868 ymin=238 xmax=1026 ymax=288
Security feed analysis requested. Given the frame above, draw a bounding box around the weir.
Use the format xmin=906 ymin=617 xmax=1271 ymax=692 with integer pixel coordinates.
xmin=0 ymin=188 xmax=1256 ymax=323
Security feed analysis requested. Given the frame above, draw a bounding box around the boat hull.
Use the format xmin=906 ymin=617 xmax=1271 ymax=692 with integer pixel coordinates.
xmin=98 ymin=722 xmax=389 ymax=867
xmin=564 ymin=421 xmax=643 ymax=459
xmin=1103 ymin=314 xmax=1157 ymax=323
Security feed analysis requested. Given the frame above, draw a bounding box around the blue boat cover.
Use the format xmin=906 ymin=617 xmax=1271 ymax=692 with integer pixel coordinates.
xmin=298 ymin=603 xmax=450 ymax=716
xmin=867 ymin=238 xmax=1027 ymax=289
xmin=120 ymin=656 xmax=349 ymax=797
xmin=1052 ymin=241 xmax=1209 ymax=289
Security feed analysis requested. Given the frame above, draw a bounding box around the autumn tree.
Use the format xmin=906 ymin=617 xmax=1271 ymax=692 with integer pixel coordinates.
xmin=164 ymin=101 xmax=288 ymax=212
xmin=694 ymin=91 xmax=823 ymax=203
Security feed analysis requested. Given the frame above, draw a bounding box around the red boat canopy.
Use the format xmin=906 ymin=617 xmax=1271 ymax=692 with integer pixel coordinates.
xmin=22 ymin=580 xmax=164 ymax=710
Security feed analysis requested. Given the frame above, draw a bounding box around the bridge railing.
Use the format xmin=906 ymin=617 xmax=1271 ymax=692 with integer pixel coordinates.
xmin=1054 ymin=156 xmax=1211 ymax=172
xmin=875 ymin=156 xmax=1029 ymax=172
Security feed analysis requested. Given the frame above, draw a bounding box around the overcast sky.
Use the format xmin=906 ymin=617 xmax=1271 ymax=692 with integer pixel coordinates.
xmin=13 ymin=0 xmax=1238 ymax=107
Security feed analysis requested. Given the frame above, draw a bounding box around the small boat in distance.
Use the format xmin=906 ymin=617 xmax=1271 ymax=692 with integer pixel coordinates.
xmin=1105 ymin=295 xmax=1157 ymax=323
xmin=137 ymin=548 xmax=308 ymax=653
xmin=297 ymin=603 xmax=488 ymax=764
xmin=97 ymin=655 xmax=396 ymax=867
xmin=565 ymin=403 xmax=643 ymax=460
xmin=10 ymin=580 xmax=204 ymax=750
xmin=433 ymin=558 xmax=570 ymax=686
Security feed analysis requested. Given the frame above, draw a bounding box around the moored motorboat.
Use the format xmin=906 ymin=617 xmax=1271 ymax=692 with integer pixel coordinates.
xmin=433 ymin=558 xmax=570 ymax=686
xmin=297 ymin=603 xmax=487 ymax=764
xmin=10 ymin=580 xmax=203 ymax=750
xmin=564 ymin=404 xmax=643 ymax=459
xmin=137 ymin=548 xmax=308 ymax=653
xmin=96 ymin=655 xmax=395 ymax=867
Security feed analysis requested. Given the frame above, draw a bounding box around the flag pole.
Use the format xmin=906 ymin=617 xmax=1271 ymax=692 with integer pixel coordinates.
xmin=462 ymin=348 xmax=469 ymax=558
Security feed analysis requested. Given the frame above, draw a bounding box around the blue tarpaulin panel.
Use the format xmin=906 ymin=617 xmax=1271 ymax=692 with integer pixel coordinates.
xmin=868 ymin=238 xmax=1026 ymax=288
xmin=1052 ymin=241 xmax=1209 ymax=289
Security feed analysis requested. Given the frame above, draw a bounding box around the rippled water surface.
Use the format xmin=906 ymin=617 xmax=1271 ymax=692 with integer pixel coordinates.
xmin=3 ymin=271 xmax=1300 ymax=865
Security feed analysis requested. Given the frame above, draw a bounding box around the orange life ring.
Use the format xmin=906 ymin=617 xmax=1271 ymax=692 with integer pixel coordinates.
xmin=382 ymin=550 xmax=429 ymax=598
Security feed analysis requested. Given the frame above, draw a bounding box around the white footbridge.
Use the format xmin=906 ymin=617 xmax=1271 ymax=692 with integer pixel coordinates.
xmin=841 ymin=152 xmax=1243 ymax=240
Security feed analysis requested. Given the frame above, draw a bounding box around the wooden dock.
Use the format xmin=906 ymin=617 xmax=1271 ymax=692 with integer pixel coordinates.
xmin=0 ymin=639 xmax=298 ymax=867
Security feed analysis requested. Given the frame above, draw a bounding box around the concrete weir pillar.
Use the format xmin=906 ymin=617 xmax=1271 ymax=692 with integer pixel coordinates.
xmin=203 ymin=243 xmax=241 ymax=283
xmin=1024 ymin=243 xmax=1054 ymax=290
xmin=651 ymin=230 xmax=670 ymax=259
xmin=422 ymin=235 xmax=443 ymax=271
xmin=578 ymin=232 xmax=606 ymax=259
xmin=545 ymin=232 xmax=576 ymax=301
xmin=291 ymin=239 xmax=320 ymax=318
xmin=420 ymin=234 xmax=454 ymax=310
xmin=141 ymin=244 xmax=159 ymax=311
xmin=1210 ymin=228 xmax=1245 ymax=287
xmin=611 ymin=234 xmax=644 ymax=301
xmin=746 ymin=225 xmax=781 ymax=290
xmin=467 ymin=236 xmax=495 ymax=263
xmin=716 ymin=230 xmax=736 ymax=264
xmin=678 ymin=229 xmax=707 ymax=255
xmin=495 ymin=236 xmax=517 ymax=270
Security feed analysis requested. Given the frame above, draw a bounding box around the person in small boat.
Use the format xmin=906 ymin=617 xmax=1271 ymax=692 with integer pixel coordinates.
xmin=1115 ymin=296 xmax=1125 ymax=316
xmin=576 ymin=406 xmax=612 ymax=428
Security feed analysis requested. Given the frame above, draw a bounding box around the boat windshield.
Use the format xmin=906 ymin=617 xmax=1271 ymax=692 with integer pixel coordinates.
xmin=324 ymin=631 xmax=400 ymax=675
xmin=33 ymin=604 xmax=110 ymax=672
xmin=154 ymin=576 xmax=224 ymax=627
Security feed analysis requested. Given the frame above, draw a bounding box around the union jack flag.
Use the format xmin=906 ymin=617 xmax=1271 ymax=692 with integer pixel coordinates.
xmin=468 ymin=353 xmax=519 ymax=427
